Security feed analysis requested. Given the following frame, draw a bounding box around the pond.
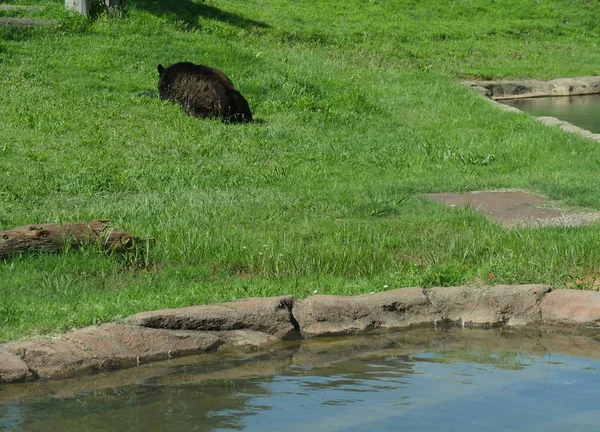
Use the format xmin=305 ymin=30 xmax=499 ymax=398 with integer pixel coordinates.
xmin=502 ymin=94 xmax=600 ymax=134
xmin=1 ymin=328 xmax=600 ymax=431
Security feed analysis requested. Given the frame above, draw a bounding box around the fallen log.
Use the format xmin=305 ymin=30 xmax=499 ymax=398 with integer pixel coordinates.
xmin=0 ymin=220 xmax=143 ymax=259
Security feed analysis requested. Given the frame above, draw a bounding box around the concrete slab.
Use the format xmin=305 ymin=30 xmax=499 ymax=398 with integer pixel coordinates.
xmin=426 ymin=190 xmax=600 ymax=228
xmin=0 ymin=5 xmax=44 ymax=11
xmin=0 ymin=17 xmax=57 ymax=27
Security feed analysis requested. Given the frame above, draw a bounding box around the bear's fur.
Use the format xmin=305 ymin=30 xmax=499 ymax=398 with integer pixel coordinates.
xmin=157 ymin=62 xmax=252 ymax=123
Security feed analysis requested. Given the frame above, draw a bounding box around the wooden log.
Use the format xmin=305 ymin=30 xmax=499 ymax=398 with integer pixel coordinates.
xmin=0 ymin=220 xmax=141 ymax=259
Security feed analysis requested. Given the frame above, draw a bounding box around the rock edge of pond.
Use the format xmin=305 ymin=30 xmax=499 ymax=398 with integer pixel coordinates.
xmin=2 ymin=284 xmax=600 ymax=384
xmin=462 ymin=76 xmax=600 ymax=142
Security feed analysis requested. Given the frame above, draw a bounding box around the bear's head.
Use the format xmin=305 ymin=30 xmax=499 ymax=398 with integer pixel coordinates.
xmin=157 ymin=64 xmax=171 ymax=99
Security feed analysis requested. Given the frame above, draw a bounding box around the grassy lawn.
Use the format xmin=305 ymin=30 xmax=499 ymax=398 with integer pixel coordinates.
xmin=1 ymin=0 xmax=600 ymax=342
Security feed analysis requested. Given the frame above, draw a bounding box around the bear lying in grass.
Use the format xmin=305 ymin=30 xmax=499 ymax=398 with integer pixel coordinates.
xmin=157 ymin=62 xmax=252 ymax=123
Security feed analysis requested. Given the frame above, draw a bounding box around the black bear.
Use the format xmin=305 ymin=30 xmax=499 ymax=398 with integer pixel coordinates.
xmin=157 ymin=62 xmax=252 ymax=123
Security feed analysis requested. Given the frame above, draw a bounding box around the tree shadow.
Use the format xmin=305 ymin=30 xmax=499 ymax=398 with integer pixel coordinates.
xmin=131 ymin=0 xmax=269 ymax=30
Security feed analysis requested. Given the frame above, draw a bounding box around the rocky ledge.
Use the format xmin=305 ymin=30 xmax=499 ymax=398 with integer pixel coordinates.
xmin=463 ymin=76 xmax=600 ymax=142
xmin=463 ymin=76 xmax=600 ymax=100
xmin=2 ymin=285 xmax=600 ymax=384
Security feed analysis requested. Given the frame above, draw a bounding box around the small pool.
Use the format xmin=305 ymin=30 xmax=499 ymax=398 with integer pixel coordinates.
xmin=2 ymin=328 xmax=600 ymax=431
xmin=503 ymin=94 xmax=600 ymax=134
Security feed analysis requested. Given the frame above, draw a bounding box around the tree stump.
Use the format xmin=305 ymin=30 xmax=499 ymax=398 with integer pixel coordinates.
xmin=64 ymin=0 xmax=122 ymax=17
xmin=65 ymin=0 xmax=90 ymax=16
xmin=0 ymin=220 xmax=142 ymax=259
xmin=104 ymin=0 xmax=121 ymax=17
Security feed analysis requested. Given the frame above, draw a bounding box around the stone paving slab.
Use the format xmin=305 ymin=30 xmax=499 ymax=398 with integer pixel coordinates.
xmin=426 ymin=190 xmax=600 ymax=228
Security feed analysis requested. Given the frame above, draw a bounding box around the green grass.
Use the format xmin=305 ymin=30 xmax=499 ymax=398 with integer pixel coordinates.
xmin=1 ymin=0 xmax=600 ymax=341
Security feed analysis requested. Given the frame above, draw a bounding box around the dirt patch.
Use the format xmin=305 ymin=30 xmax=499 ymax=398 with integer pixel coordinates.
xmin=426 ymin=190 xmax=600 ymax=228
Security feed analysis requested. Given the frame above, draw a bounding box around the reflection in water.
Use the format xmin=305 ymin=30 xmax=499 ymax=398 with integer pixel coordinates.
xmin=1 ymin=329 xmax=600 ymax=432
xmin=503 ymin=94 xmax=600 ymax=134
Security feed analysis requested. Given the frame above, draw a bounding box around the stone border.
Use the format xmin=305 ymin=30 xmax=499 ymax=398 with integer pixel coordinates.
xmin=463 ymin=76 xmax=600 ymax=100
xmin=2 ymin=284 xmax=600 ymax=384
xmin=462 ymin=76 xmax=600 ymax=143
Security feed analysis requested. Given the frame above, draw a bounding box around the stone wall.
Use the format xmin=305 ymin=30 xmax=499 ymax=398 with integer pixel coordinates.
xmin=2 ymin=285 xmax=600 ymax=384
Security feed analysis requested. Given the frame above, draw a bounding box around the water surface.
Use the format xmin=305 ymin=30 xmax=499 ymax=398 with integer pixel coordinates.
xmin=2 ymin=328 xmax=600 ymax=431
xmin=503 ymin=94 xmax=600 ymax=134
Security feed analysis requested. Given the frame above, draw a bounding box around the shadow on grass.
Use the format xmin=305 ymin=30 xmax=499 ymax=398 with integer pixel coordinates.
xmin=131 ymin=0 xmax=269 ymax=30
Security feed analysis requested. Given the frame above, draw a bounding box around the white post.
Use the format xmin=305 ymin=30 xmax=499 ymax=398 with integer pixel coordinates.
xmin=65 ymin=0 xmax=90 ymax=16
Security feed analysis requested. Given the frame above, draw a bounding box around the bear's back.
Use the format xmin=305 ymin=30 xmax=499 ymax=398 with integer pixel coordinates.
xmin=158 ymin=62 xmax=252 ymax=122
xmin=163 ymin=62 xmax=234 ymax=86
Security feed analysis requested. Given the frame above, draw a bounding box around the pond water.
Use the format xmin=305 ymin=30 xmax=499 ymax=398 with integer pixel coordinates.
xmin=502 ymin=94 xmax=600 ymax=134
xmin=2 ymin=328 xmax=600 ymax=431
